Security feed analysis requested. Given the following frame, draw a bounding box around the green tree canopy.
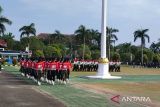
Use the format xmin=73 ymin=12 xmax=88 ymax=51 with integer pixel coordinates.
xmin=106 ymin=27 xmax=119 ymax=60
xmin=43 ymin=45 xmax=55 ymax=57
xmin=33 ymin=50 xmax=44 ymax=57
xmin=0 ymin=32 xmax=14 ymax=49
xmin=78 ymin=44 xmax=91 ymax=59
xmin=153 ymin=53 xmax=160 ymax=63
xmin=19 ymin=23 xmax=36 ymax=39
xmin=111 ymin=52 xmax=120 ymax=61
xmin=134 ymin=29 xmax=150 ymax=64
xmin=29 ymin=36 xmax=44 ymax=51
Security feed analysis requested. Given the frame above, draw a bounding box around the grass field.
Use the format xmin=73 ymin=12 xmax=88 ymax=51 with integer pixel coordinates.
xmin=2 ymin=66 xmax=160 ymax=107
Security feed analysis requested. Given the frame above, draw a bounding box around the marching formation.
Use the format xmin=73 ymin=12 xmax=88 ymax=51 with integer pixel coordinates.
xmin=19 ymin=57 xmax=122 ymax=85
xmin=73 ymin=59 xmax=99 ymax=71
xmin=20 ymin=57 xmax=72 ymax=86
xmin=72 ymin=59 xmax=121 ymax=72
xmin=109 ymin=60 xmax=121 ymax=72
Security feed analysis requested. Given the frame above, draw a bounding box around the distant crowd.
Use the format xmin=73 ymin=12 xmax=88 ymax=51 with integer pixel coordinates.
xmin=126 ymin=62 xmax=160 ymax=68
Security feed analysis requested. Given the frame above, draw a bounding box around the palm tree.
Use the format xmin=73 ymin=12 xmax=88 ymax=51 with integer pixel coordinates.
xmin=75 ymin=25 xmax=89 ymax=44
xmin=134 ymin=29 xmax=150 ymax=65
xmin=88 ymin=29 xmax=100 ymax=47
xmin=75 ymin=25 xmax=90 ymax=60
xmin=150 ymin=42 xmax=160 ymax=53
xmin=19 ymin=23 xmax=36 ymax=55
xmin=54 ymin=30 xmax=64 ymax=41
xmin=49 ymin=30 xmax=64 ymax=44
xmin=0 ymin=6 xmax=12 ymax=35
xmin=106 ymin=27 xmax=119 ymax=60
xmin=19 ymin=23 xmax=36 ymax=39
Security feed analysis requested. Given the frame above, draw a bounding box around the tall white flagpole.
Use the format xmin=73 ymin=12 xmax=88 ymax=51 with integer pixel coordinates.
xmin=87 ymin=0 xmax=121 ymax=79
xmin=101 ymin=0 xmax=107 ymax=59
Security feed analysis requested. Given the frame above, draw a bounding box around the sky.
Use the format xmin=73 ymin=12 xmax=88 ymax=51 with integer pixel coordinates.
xmin=0 ymin=0 xmax=160 ymax=47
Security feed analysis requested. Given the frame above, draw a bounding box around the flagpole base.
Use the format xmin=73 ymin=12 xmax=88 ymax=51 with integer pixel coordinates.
xmin=87 ymin=60 xmax=121 ymax=79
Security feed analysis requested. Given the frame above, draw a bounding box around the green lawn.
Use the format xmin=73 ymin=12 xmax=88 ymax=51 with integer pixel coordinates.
xmin=2 ymin=66 xmax=160 ymax=107
xmin=2 ymin=66 xmax=110 ymax=107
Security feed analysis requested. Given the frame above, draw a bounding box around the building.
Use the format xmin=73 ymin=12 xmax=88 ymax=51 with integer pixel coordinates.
xmin=0 ymin=39 xmax=32 ymax=60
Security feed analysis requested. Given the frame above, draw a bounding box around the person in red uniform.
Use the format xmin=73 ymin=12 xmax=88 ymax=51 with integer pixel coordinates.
xmin=55 ymin=58 xmax=60 ymax=83
xmin=48 ymin=57 xmax=58 ymax=85
xmin=61 ymin=58 xmax=72 ymax=84
xmin=27 ymin=58 xmax=32 ymax=78
xmin=20 ymin=58 xmax=25 ymax=76
xmin=35 ymin=57 xmax=45 ymax=85
xmin=31 ymin=58 xmax=36 ymax=80
xmin=24 ymin=58 xmax=29 ymax=77
xmin=44 ymin=58 xmax=50 ymax=82
xmin=46 ymin=58 xmax=52 ymax=83
xmin=58 ymin=58 xmax=64 ymax=83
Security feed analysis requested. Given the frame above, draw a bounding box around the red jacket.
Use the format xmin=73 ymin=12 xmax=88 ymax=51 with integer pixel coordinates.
xmin=44 ymin=61 xmax=50 ymax=70
xmin=28 ymin=60 xmax=32 ymax=68
xmin=24 ymin=61 xmax=29 ymax=68
xmin=62 ymin=62 xmax=72 ymax=71
xmin=20 ymin=60 xmax=25 ymax=67
xmin=49 ymin=61 xmax=58 ymax=70
xmin=35 ymin=61 xmax=45 ymax=72
xmin=31 ymin=61 xmax=36 ymax=69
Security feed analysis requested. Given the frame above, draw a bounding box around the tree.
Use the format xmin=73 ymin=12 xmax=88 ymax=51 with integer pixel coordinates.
xmin=19 ymin=23 xmax=36 ymax=56
xmin=13 ymin=41 xmax=23 ymax=51
xmin=134 ymin=48 xmax=152 ymax=64
xmin=19 ymin=23 xmax=36 ymax=39
xmin=44 ymin=44 xmax=66 ymax=57
xmin=153 ymin=53 xmax=160 ymax=63
xmin=130 ymin=45 xmax=140 ymax=56
xmin=88 ymin=29 xmax=101 ymax=48
xmin=150 ymin=42 xmax=160 ymax=53
xmin=111 ymin=52 xmax=120 ymax=61
xmin=33 ymin=50 xmax=44 ymax=57
xmin=75 ymin=25 xmax=89 ymax=44
xmin=0 ymin=6 xmax=12 ymax=35
xmin=50 ymin=44 xmax=62 ymax=57
xmin=54 ymin=30 xmax=64 ymax=41
xmin=117 ymin=43 xmax=131 ymax=53
xmin=78 ymin=44 xmax=91 ymax=59
xmin=106 ymin=27 xmax=119 ymax=60
xmin=143 ymin=54 xmax=149 ymax=63
xmin=134 ymin=29 xmax=150 ymax=65
xmin=43 ymin=46 xmax=55 ymax=57
xmin=91 ymin=50 xmax=100 ymax=59
xmin=0 ymin=32 xmax=14 ymax=49
xmin=29 ymin=36 xmax=44 ymax=51
xmin=75 ymin=25 xmax=90 ymax=60
xmin=20 ymin=37 xmax=30 ymax=50
xmin=49 ymin=30 xmax=66 ymax=44
xmin=20 ymin=36 xmax=44 ymax=52
xmin=120 ymin=53 xmax=135 ymax=63
xmin=143 ymin=48 xmax=154 ymax=62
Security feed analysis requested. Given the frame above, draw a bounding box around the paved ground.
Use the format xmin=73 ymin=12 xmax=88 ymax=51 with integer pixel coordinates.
xmin=0 ymin=71 xmax=66 ymax=107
